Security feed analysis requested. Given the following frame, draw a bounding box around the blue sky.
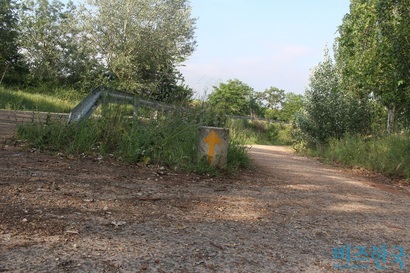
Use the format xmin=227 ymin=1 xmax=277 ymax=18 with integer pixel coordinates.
xmin=180 ymin=1 xmax=351 ymax=98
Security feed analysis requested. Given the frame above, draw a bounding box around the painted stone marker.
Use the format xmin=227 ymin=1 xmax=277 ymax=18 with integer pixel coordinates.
xmin=198 ymin=126 xmax=229 ymax=167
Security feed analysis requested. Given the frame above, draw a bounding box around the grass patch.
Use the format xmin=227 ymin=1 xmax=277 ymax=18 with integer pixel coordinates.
xmin=7 ymin=86 xmax=250 ymax=174
xmin=311 ymin=133 xmax=410 ymax=179
xmin=0 ymin=85 xmax=81 ymax=112
xmin=229 ymin=119 xmax=292 ymax=145
xmin=17 ymin=105 xmax=250 ymax=175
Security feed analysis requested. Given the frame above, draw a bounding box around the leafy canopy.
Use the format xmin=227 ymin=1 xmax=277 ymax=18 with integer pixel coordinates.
xmin=207 ymin=79 xmax=254 ymax=117
xmin=336 ymin=0 xmax=410 ymax=132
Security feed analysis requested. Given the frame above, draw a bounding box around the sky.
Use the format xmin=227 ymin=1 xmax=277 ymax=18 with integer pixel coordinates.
xmin=179 ymin=1 xmax=351 ymax=98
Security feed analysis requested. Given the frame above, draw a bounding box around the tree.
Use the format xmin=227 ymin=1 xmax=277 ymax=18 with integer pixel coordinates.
xmin=13 ymin=0 xmax=197 ymax=97
xmin=279 ymin=93 xmax=304 ymax=122
xmin=18 ymin=0 xmax=84 ymax=85
xmin=294 ymin=50 xmax=371 ymax=148
xmin=0 ymin=0 xmax=22 ymax=84
xmin=83 ymin=0 xmax=196 ymax=99
xmin=255 ymin=87 xmax=285 ymax=120
xmin=258 ymin=87 xmax=285 ymax=109
xmin=336 ymin=0 xmax=410 ymax=132
xmin=148 ymin=63 xmax=193 ymax=103
xmin=207 ymin=79 xmax=254 ymax=117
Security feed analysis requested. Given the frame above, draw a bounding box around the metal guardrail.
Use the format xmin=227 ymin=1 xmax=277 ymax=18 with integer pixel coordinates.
xmin=67 ymin=87 xmax=176 ymax=123
xmin=68 ymin=87 xmax=288 ymax=125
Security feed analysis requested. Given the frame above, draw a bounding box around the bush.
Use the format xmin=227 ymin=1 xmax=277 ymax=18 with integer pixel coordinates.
xmin=293 ymin=50 xmax=371 ymax=150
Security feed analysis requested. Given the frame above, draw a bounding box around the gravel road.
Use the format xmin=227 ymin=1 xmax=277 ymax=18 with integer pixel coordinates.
xmin=0 ymin=111 xmax=408 ymax=272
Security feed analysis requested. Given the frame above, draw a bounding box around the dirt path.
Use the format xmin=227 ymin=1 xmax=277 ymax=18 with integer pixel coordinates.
xmin=248 ymin=145 xmax=409 ymax=270
xmin=0 ymin=112 xmax=409 ymax=272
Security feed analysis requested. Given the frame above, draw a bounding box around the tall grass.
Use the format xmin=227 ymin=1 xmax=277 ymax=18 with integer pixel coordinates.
xmin=17 ymin=104 xmax=250 ymax=174
xmin=313 ymin=133 xmax=410 ymax=179
xmin=0 ymin=85 xmax=80 ymax=112
xmin=229 ymin=119 xmax=292 ymax=145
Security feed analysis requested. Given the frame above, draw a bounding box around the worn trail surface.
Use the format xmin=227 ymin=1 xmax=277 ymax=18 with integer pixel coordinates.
xmin=0 ymin=112 xmax=409 ymax=272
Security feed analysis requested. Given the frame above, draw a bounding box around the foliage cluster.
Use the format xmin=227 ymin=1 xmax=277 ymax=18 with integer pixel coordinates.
xmin=203 ymin=79 xmax=300 ymax=147
xmin=336 ymin=0 xmax=410 ymax=133
xmin=0 ymin=0 xmax=22 ymax=84
xmin=206 ymin=79 xmax=254 ymax=117
xmin=290 ymin=0 xmax=410 ymax=179
xmin=293 ymin=51 xmax=372 ymax=149
xmin=1 ymin=0 xmax=196 ymax=102
xmin=206 ymin=79 xmax=304 ymax=124
xmin=294 ymin=0 xmax=410 ymax=151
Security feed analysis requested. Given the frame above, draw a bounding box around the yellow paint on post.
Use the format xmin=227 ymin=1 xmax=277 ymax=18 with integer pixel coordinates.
xmin=198 ymin=126 xmax=229 ymax=168
xmin=204 ymin=130 xmax=221 ymax=164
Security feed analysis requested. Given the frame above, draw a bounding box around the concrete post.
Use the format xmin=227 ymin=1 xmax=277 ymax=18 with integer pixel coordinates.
xmin=198 ymin=126 xmax=229 ymax=168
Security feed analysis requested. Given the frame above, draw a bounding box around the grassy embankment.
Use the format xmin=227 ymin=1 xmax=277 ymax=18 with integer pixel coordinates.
xmin=0 ymin=86 xmax=81 ymax=112
xmin=1 ymin=86 xmax=249 ymax=174
xmin=3 ymin=86 xmax=407 ymax=179
xmin=309 ymin=134 xmax=410 ymax=180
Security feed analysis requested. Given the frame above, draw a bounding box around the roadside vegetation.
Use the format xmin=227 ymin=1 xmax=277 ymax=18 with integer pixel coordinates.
xmin=292 ymin=1 xmax=410 ymax=180
xmin=16 ymin=103 xmax=250 ymax=175
xmin=0 ymin=0 xmax=301 ymax=174
xmin=0 ymin=86 xmax=80 ymax=112
xmin=313 ymin=134 xmax=410 ymax=179
xmin=1 ymin=0 xmax=409 ymax=179
xmin=229 ymin=119 xmax=292 ymax=146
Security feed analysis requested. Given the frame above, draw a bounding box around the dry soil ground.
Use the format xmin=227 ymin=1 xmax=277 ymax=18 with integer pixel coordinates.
xmin=0 ymin=110 xmax=409 ymax=273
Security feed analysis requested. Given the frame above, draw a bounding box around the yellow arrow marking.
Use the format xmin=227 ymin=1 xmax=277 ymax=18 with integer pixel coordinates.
xmin=204 ymin=130 xmax=221 ymax=164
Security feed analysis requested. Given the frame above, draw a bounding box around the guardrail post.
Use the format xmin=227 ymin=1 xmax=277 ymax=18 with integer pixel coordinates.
xmin=67 ymin=87 xmax=102 ymax=123
xmin=133 ymin=96 xmax=140 ymax=120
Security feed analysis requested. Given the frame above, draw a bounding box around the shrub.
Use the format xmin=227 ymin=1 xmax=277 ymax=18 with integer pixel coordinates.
xmin=293 ymin=50 xmax=371 ymax=150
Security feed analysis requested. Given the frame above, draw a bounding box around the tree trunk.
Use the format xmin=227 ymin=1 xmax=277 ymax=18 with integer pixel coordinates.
xmin=386 ymin=104 xmax=396 ymax=134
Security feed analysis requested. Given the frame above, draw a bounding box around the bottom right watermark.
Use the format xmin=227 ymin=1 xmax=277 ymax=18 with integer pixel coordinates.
xmin=333 ymin=244 xmax=406 ymax=270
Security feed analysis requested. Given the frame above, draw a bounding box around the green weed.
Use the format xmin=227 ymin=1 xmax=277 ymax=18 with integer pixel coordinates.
xmin=229 ymin=119 xmax=292 ymax=145
xmin=313 ymin=133 xmax=410 ymax=179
